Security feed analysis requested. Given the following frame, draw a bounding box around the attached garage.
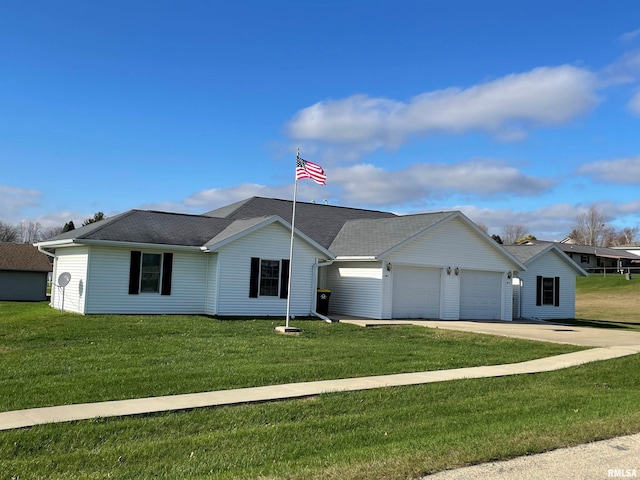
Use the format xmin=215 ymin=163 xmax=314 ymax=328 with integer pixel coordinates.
xmin=459 ymin=270 xmax=502 ymax=320
xmin=392 ymin=266 xmax=441 ymax=319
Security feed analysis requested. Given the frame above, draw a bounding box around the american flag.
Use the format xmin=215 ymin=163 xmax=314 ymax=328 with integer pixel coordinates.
xmin=296 ymin=156 xmax=327 ymax=185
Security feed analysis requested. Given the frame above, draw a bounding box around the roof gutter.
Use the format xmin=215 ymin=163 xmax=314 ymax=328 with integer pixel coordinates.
xmin=37 ymin=239 xmax=204 ymax=252
xmin=37 ymin=245 xmax=56 ymax=258
xmin=333 ymin=256 xmax=378 ymax=262
xmin=311 ymin=258 xmax=334 ymax=323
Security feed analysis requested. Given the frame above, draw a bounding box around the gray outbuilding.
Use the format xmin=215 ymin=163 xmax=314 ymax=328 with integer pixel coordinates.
xmin=0 ymin=242 xmax=53 ymax=301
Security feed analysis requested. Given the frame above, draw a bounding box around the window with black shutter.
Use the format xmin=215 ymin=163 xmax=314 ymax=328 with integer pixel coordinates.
xmin=128 ymin=251 xmax=173 ymax=295
xmin=248 ymin=257 xmax=288 ymax=298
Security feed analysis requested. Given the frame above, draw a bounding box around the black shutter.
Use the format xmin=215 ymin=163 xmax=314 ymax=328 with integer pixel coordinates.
xmin=161 ymin=253 xmax=173 ymax=295
xmin=554 ymin=277 xmax=560 ymax=307
xmin=280 ymin=259 xmax=290 ymax=299
xmin=249 ymin=257 xmax=260 ymax=298
xmin=129 ymin=251 xmax=141 ymax=295
xmin=536 ymin=275 xmax=542 ymax=306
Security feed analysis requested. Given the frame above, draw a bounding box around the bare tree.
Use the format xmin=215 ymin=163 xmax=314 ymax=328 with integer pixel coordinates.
xmin=17 ymin=221 xmax=42 ymax=243
xmin=39 ymin=226 xmax=64 ymax=241
xmin=0 ymin=221 xmax=19 ymax=242
xmin=502 ymin=224 xmax=528 ymax=245
xmin=475 ymin=222 xmax=489 ymax=234
xmin=569 ymin=206 xmax=609 ymax=246
xmin=605 ymin=226 xmax=639 ymax=247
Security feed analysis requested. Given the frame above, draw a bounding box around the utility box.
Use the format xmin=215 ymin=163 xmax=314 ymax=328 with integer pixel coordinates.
xmin=316 ymin=289 xmax=331 ymax=316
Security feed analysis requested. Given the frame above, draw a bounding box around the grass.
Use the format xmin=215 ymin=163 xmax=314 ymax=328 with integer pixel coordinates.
xmin=0 ymin=302 xmax=581 ymax=412
xmin=568 ymin=274 xmax=640 ymax=331
xmin=2 ymin=354 xmax=639 ymax=479
xmin=1 ymin=278 xmax=640 ymax=479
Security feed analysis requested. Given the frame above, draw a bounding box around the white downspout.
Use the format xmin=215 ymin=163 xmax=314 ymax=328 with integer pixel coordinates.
xmin=37 ymin=245 xmax=56 ymax=257
xmin=311 ymin=258 xmax=334 ymax=322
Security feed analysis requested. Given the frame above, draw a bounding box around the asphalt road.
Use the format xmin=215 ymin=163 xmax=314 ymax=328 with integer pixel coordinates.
xmin=422 ymin=432 xmax=640 ymax=479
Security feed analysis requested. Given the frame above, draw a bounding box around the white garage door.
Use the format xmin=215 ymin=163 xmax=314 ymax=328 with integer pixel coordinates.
xmin=392 ymin=267 xmax=441 ymax=319
xmin=460 ymin=270 xmax=502 ymax=320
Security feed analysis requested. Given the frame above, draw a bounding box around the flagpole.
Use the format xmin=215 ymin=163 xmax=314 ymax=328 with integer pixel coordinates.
xmin=285 ymin=148 xmax=299 ymax=328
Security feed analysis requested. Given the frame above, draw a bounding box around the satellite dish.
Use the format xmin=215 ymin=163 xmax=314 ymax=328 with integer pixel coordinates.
xmin=56 ymin=272 xmax=71 ymax=313
xmin=58 ymin=272 xmax=71 ymax=287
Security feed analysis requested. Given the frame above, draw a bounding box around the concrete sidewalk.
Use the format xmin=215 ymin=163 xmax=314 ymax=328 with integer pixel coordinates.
xmin=422 ymin=432 xmax=640 ymax=479
xmin=1 ymin=342 xmax=639 ymax=431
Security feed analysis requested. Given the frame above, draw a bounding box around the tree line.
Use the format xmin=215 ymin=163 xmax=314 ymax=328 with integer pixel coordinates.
xmin=479 ymin=205 xmax=638 ymax=246
xmin=0 ymin=212 xmax=106 ymax=244
xmin=2 ymin=206 xmax=636 ymax=247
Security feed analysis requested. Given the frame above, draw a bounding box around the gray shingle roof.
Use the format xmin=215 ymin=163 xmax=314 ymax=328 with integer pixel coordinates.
xmin=42 ymin=210 xmax=235 ymax=247
xmin=0 ymin=243 xmax=53 ymax=272
xmin=521 ymin=240 xmax=640 ymax=260
xmin=204 ymin=197 xmax=397 ymax=249
xmin=502 ymin=244 xmax=550 ymax=264
xmin=38 ymin=197 xmax=478 ymax=260
xmin=329 ymin=212 xmax=455 ymax=256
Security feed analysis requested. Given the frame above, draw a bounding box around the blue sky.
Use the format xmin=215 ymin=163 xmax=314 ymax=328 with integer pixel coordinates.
xmin=2 ymin=0 xmax=640 ymax=239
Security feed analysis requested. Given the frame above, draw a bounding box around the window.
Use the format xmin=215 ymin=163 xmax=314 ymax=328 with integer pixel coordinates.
xmin=141 ymin=253 xmax=162 ymax=292
xmin=260 ymin=260 xmax=280 ymax=296
xmin=536 ymin=276 xmax=559 ymax=307
xmin=541 ymin=277 xmax=554 ymax=305
xmin=249 ymin=257 xmax=289 ymax=298
xmin=129 ymin=251 xmax=173 ymax=295
xmin=580 ymin=255 xmax=589 ymax=263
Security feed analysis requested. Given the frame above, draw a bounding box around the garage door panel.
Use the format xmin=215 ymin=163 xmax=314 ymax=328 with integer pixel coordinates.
xmin=460 ymin=271 xmax=502 ymax=320
xmin=392 ymin=267 xmax=440 ymax=319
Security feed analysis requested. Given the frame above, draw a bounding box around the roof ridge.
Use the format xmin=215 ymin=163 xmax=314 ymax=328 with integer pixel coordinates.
xmin=250 ymin=196 xmax=400 ymax=216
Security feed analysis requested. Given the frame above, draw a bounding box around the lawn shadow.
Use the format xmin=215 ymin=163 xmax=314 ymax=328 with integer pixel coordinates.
xmin=548 ymin=318 xmax=640 ymax=331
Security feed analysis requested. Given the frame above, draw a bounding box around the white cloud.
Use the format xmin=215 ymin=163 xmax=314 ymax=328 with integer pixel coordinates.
xmin=577 ymin=156 xmax=640 ymax=184
xmin=182 ymin=183 xmax=327 ymax=212
xmin=0 ymin=185 xmax=42 ymax=222
xmin=452 ymin=204 xmax=571 ymax=239
xmin=286 ymin=65 xmax=599 ymax=157
xmin=620 ymin=28 xmax=640 ymax=42
xmin=329 ymin=159 xmax=555 ymax=206
xmin=629 ymin=91 xmax=640 ymax=114
xmin=600 ymin=49 xmax=640 ymax=86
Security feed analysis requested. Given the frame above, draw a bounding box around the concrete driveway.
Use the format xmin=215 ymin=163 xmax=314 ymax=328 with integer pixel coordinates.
xmin=338 ymin=318 xmax=640 ymax=348
xmin=339 ymin=317 xmax=640 ymax=480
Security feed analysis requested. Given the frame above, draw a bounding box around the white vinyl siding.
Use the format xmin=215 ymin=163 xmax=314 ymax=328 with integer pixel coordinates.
xmin=204 ymin=253 xmax=218 ymax=315
xmin=215 ymin=223 xmax=320 ymax=316
xmin=389 ymin=217 xmax=515 ymax=271
xmin=84 ymin=246 xmax=206 ymax=314
xmin=325 ymin=262 xmax=383 ymax=318
xmin=50 ymin=246 xmax=89 ymax=314
xmin=518 ymin=250 xmax=578 ymax=319
xmin=325 ymin=217 xmax=519 ymax=321
xmin=385 ymin=217 xmax=515 ymax=321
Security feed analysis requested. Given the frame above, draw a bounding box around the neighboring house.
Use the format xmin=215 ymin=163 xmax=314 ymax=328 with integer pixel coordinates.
xmin=504 ymin=244 xmax=588 ymax=320
xmin=36 ymin=197 xmax=537 ymax=320
xmin=518 ymin=239 xmax=639 ymax=274
xmin=0 ymin=242 xmax=53 ymax=301
xmin=611 ymin=244 xmax=640 ymax=271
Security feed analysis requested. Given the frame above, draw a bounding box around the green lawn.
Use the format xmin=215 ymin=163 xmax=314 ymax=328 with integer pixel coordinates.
xmin=0 ymin=302 xmax=580 ymax=411
xmin=1 ymin=286 xmax=639 ymax=479
xmin=570 ymin=274 xmax=640 ymax=330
